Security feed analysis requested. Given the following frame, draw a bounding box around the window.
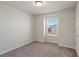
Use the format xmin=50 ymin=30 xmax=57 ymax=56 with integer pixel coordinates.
xmin=47 ymin=18 xmax=58 ymax=36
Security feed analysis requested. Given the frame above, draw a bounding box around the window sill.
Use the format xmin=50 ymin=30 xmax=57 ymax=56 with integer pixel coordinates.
xmin=48 ymin=33 xmax=58 ymax=37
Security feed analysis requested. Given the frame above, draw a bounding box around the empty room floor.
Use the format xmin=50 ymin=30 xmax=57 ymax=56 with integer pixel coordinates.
xmin=0 ymin=41 xmax=77 ymax=57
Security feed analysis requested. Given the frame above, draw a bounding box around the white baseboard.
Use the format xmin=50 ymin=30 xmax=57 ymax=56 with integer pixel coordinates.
xmin=35 ymin=40 xmax=75 ymax=49
xmin=0 ymin=40 xmax=34 ymax=55
xmin=58 ymin=44 xmax=75 ymax=49
xmin=45 ymin=40 xmax=58 ymax=44
xmin=75 ymin=49 xmax=79 ymax=57
xmin=0 ymin=40 xmax=75 ymax=56
xmin=35 ymin=40 xmax=45 ymax=42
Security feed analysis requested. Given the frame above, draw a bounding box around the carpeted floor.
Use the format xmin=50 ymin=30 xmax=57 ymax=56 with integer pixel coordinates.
xmin=0 ymin=41 xmax=77 ymax=57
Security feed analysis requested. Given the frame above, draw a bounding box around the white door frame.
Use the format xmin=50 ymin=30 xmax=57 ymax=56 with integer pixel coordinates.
xmin=44 ymin=16 xmax=59 ymax=44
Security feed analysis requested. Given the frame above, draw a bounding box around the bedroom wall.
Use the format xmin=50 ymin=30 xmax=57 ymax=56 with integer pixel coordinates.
xmin=35 ymin=8 xmax=75 ymax=49
xmin=75 ymin=2 xmax=79 ymax=56
xmin=0 ymin=3 xmax=34 ymax=55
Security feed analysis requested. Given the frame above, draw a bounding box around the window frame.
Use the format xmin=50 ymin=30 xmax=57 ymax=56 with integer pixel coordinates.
xmin=44 ymin=16 xmax=59 ymax=36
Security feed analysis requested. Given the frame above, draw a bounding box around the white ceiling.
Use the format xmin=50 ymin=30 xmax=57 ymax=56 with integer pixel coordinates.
xmin=0 ymin=1 xmax=77 ymax=15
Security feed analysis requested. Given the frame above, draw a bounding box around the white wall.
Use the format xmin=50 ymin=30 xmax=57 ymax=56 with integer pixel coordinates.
xmin=58 ymin=9 xmax=75 ymax=49
xmin=35 ymin=8 xmax=75 ymax=49
xmin=75 ymin=2 xmax=79 ymax=56
xmin=35 ymin=15 xmax=45 ymax=42
xmin=0 ymin=3 xmax=34 ymax=55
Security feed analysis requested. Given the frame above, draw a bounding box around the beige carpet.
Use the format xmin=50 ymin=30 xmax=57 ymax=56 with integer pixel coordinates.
xmin=0 ymin=41 xmax=77 ymax=57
